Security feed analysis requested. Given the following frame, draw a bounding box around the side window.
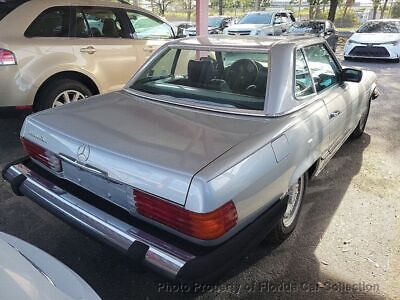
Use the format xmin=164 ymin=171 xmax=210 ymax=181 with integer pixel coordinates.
xmin=303 ymin=44 xmax=340 ymax=92
xmin=147 ymin=48 xmax=177 ymax=78
xmin=73 ymin=7 xmax=125 ymax=38
xmin=289 ymin=13 xmax=296 ymax=22
xmin=25 ymin=7 xmax=70 ymax=37
xmin=274 ymin=13 xmax=283 ymax=24
xmin=295 ymin=50 xmax=314 ymax=98
xmin=281 ymin=14 xmax=289 ymax=24
xmin=127 ymin=11 xmax=173 ymax=39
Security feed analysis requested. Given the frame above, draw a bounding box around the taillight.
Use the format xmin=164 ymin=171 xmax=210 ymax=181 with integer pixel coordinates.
xmin=21 ymin=138 xmax=61 ymax=172
xmin=0 ymin=49 xmax=17 ymax=66
xmin=134 ymin=190 xmax=238 ymax=240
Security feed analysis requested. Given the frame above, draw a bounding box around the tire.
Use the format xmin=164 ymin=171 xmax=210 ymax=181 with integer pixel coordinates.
xmin=351 ymin=97 xmax=371 ymax=139
xmin=268 ymin=173 xmax=308 ymax=244
xmin=34 ymin=78 xmax=92 ymax=111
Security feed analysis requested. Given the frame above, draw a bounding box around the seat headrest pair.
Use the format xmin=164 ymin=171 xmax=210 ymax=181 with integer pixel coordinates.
xmin=188 ymin=59 xmax=216 ymax=84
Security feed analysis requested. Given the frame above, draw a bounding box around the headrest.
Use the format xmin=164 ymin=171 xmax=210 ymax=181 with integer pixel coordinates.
xmin=103 ymin=18 xmax=119 ymax=37
xmin=188 ymin=59 xmax=215 ymax=84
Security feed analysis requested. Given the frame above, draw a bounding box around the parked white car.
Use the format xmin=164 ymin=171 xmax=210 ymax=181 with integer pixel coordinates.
xmin=344 ymin=19 xmax=400 ymax=61
xmin=0 ymin=232 xmax=100 ymax=300
xmin=223 ymin=9 xmax=295 ymax=36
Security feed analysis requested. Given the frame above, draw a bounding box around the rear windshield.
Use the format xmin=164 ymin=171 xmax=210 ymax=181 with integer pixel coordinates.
xmin=0 ymin=0 xmax=28 ymax=21
xmin=130 ymin=48 xmax=269 ymax=111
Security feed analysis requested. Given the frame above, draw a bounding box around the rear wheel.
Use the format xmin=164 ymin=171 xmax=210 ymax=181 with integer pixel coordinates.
xmin=269 ymin=173 xmax=307 ymax=244
xmin=34 ymin=79 xmax=92 ymax=111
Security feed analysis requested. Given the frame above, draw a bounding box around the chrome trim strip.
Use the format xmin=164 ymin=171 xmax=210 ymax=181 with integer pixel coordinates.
xmin=122 ymin=89 xmax=268 ymax=117
xmin=58 ymin=154 xmax=108 ymax=178
xmin=4 ymin=164 xmax=195 ymax=279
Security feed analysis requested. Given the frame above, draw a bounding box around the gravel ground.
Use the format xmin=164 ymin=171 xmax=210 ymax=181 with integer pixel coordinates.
xmin=0 ymin=51 xmax=399 ymax=300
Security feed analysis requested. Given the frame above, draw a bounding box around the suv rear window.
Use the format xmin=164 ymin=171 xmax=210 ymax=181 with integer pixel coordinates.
xmin=0 ymin=0 xmax=29 ymax=21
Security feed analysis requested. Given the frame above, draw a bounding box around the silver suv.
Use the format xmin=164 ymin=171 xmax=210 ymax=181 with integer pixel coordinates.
xmin=224 ymin=9 xmax=295 ymax=36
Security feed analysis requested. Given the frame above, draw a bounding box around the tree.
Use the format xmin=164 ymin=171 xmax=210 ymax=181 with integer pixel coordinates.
xmin=391 ymin=0 xmax=400 ymax=18
xmin=380 ymin=0 xmax=389 ymax=18
xmin=372 ymin=0 xmax=381 ymax=19
xmin=218 ymin=0 xmax=223 ymax=15
xmin=342 ymin=0 xmax=355 ymax=20
xmin=182 ymin=0 xmax=194 ymax=21
xmin=151 ymin=0 xmax=174 ymax=16
xmin=328 ymin=0 xmax=339 ymax=21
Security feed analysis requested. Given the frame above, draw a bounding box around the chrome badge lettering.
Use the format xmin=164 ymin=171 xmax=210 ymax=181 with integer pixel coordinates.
xmin=28 ymin=131 xmax=47 ymax=144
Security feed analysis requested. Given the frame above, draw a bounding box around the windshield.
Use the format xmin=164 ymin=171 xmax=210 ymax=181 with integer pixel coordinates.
xmin=357 ymin=21 xmax=400 ymax=33
xmin=130 ymin=48 xmax=269 ymax=111
xmin=239 ymin=13 xmax=272 ymax=25
xmin=208 ymin=17 xmax=223 ymax=27
xmin=288 ymin=22 xmax=324 ymax=34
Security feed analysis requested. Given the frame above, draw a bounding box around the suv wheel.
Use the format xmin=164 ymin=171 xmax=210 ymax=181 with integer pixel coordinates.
xmin=34 ymin=79 xmax=92 ymax=111
xmin=269 ymin=173 xmax=307 ymax=244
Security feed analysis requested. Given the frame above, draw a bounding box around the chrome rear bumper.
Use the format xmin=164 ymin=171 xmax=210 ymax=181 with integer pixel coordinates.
xmin=3 ymin=158 xmax=286 ymax=281
xmin=3 ymin=161 xmax=194 ymax=279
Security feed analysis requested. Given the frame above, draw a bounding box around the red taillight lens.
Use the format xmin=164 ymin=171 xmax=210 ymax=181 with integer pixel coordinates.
xmin=0 ymin=49 xmax=17 ymax=66
xmin=21 ymin=138 xmax=61 ymax=172
xmin=134 ymin=190 xmax=238 ymax=240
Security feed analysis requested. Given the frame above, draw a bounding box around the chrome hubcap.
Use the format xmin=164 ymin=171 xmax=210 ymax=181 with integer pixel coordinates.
xmin=52 ymin=90 xmax=85 ymax=108
xmin=283 ymin=177 xmax=304 ymax=228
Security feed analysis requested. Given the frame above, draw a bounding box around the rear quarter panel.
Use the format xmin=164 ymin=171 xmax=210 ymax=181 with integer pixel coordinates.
xmin=185 ymin=98 xmax=330 ymax=243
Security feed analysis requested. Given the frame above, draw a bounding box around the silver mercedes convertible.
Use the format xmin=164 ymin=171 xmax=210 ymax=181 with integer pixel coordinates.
xmin=3 ymin=36 xmax=378 ymax=281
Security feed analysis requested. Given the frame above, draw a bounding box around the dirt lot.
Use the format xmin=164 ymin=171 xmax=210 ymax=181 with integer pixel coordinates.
xmin=0 ymin=56 xmax=399 ymax=299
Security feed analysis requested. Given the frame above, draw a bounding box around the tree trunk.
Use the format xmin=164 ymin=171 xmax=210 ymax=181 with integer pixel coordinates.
xmin=381 ymin=0 xmax=389 ymax=18
xmin=373 ymin=7 xmax=378 ymax=19
xmin=186 ymin=0 xmax=192 ymax=21
xmin=328 ymin=0 xmax=339 ymax=22
xmin=343 ymin=5 xmax=348 ymax=18
xmin=255 ymin=0 xmax=260 ymax=11
xmin=219 ymin=0 xmax=223 ymax=15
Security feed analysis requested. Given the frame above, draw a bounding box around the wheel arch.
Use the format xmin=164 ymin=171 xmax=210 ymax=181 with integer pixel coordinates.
xmin=289 ymin=156 xmax=320 ymax=187
xmin=33 ymin=71 xmax=100 ymax=110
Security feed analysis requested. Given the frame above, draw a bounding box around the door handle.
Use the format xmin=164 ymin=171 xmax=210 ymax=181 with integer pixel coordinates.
xmin=329 ymin=111 xmax=341 ymax=119
xmin=80 ymin=46 xmax=96 ymax=54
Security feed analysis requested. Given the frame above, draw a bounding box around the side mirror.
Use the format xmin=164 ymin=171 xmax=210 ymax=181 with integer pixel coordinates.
xmin=341 ymin=68 xmax=363 ymax=83
xmin=325 ymin=28 xmax=334 ymax=35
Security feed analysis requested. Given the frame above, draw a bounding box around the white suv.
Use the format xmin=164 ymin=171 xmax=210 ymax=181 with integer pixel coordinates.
xmin=224 ymin=10 xmax=295 ymax=37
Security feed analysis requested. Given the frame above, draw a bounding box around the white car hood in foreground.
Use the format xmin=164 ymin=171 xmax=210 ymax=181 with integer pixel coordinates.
xmin=350 ymin=32 xmax=400 ymax=44
xmin=227 ymin=23 xmax=271 ymax=31
xmin=0 ymin=233 xmax=100 ymax=300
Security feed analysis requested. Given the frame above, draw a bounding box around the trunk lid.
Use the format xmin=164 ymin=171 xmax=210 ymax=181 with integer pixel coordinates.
xmin=21 ymin=91 xmax=267 ymax=205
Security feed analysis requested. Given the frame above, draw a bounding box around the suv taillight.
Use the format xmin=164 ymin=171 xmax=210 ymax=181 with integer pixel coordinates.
xmin=21 ymin=138 xmax=61 ymax=172
xmin=134 ymin=190 xmax=238 ymax=240
xmin=0 ymin=49 xmax=17 ymax=65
